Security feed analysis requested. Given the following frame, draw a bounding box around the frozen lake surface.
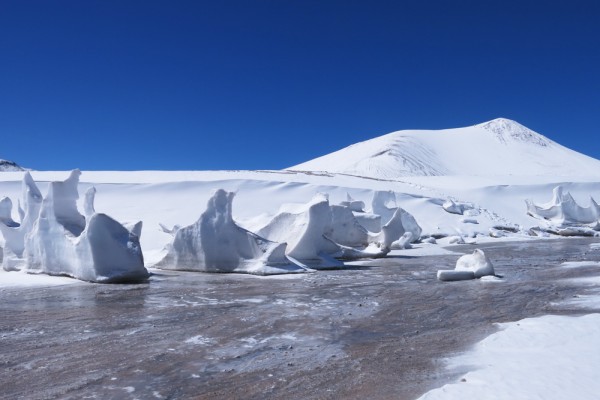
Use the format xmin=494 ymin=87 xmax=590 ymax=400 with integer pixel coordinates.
xmin=2 ymin=238 xmax=600 ymax=399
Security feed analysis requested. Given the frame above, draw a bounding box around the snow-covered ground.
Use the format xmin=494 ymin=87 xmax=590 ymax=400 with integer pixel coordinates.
xmin=418 ymin=314 xmax=600 ymax=400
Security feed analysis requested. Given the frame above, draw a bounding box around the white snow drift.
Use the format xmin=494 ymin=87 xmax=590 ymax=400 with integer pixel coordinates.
xmin=437 ymin=249 xmax=495 ymax=281
xmin=0 ymin=171 xmax=148 ymax=283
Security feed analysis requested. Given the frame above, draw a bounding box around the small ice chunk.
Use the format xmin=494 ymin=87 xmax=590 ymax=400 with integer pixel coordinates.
xmin=437 ymin=249 xmax=495 ymax=281
xmin=437 ymin=270 xmax=476 ymax=281
xmin=391 ymin=232 xmax=413 ymax=250
xmin=448 ymin=235 xmax=466 ymax=244
xmin=455 ymin=249 xmax=495 ymax=278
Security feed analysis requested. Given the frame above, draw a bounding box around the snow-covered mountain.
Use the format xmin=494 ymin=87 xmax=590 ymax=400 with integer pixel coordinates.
xmin=289 ymin=118 xmax=600 ymax=179
xmin=0 ymin=159 xmax=25 ymax=172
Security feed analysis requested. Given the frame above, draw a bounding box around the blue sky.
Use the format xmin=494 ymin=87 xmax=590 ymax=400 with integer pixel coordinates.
xmin=1 ymin=1 xmax=599 ymax=171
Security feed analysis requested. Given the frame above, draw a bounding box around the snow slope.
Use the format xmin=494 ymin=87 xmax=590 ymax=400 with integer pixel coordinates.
xmin=289 ymin=118 xmax=600 ymax=179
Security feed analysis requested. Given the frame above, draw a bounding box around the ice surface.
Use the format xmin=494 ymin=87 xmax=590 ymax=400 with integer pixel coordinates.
xmin=156 ymin=189 xmax=308 ymax=275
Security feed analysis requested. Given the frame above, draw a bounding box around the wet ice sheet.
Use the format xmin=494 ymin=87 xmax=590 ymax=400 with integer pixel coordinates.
xmin=3 ymin=237 xmax=600 ymax=400
xmin=559 ymin=293 xmax=600 ymax=309
xmin=561 ymin=261 xmax=600 ymax=269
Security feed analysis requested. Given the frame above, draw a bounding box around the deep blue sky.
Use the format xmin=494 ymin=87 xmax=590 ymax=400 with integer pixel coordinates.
xmin=1 ymin=1 xmax=599 ymax=170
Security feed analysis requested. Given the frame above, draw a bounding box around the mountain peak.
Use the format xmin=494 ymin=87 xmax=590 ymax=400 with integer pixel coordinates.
xmin=477 ymin=118 xmax=551 ymax=147
xmin=289 ymin=118 xmax=597 ymax=178
xmin=0 ymin=159 xmax=26 ymax=172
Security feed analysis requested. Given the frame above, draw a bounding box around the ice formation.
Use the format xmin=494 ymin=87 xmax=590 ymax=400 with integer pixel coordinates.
xmin=339 ymin=193 xmax=366 ymax=212
xmin=155 ymin=189 xmax=308 ymax=274
xmin=353 ymin=212 xmax=382 ymax=234
xmin=328 ymin=204 xmax=369 ymax=248
xmin=371 ymin=190 xmax=398 ymax=225
xmin=526 ymin=186 xmax=600 ymax=225
xmin=256 ymin=194 xmax=387 ymax=268
xmin=437 ymin=249 xmax=495 ymax=281
xmin=158 ymin=223 xmax=181 ymax=236
xmin=0 ymin=197 xmax=18 ymax=227
xmin=526 ymin=186 xmax=600 ymax=236
xmin=442 ymin=198 xmax=476 ymax=215
xmin=390 ymin=232 xmax=413 ymax=250
xmin=1 ymin=171 xmax=148 ymax=282
xmin=0 ymin=172 xmax=43 ymax=271
xmin=365 ymin=191 xmax=422 ymax=246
